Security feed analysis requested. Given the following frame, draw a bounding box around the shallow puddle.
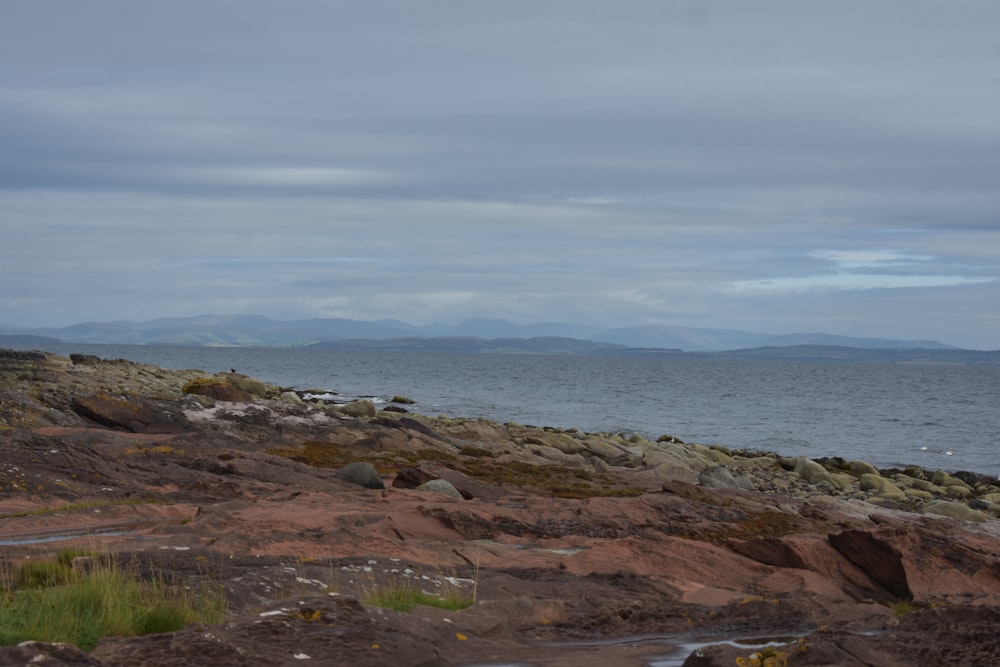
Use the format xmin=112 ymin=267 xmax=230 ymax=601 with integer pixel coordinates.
xmin=0 ymin=530 xmax=129 ymax=547
xmin=645 ymin=636 xmax=800 ymax=667
xmin=0 ymin=528 xmax=133 ymax=546
xmin=460 ymin=633 xmax=806 ymax=667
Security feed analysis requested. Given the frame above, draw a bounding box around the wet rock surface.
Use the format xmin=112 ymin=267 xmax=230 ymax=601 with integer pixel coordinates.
xmin=3 ymin=349 xmax=1000 ymax=665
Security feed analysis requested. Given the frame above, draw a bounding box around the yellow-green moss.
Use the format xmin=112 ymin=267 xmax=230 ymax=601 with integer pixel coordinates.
xmin=694 ymin=510 xmax=804 ymax=544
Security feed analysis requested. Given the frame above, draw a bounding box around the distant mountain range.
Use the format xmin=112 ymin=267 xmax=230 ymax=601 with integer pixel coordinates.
xmin=3 ymin=315 xmax=998 ymax=364
xmin=0 ymin=314 xmax=959 ymax=352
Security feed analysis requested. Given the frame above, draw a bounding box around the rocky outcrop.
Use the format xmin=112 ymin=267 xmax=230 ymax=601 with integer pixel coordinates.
xmin=3 ymin=349 xmax=1000 ymax=666
xmin=71 ymin=392 xmax=189 ymax=434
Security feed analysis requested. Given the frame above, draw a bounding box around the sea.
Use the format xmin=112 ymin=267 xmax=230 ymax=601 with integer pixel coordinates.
xmin=9 ymin=342 xmax=1000 ymax=477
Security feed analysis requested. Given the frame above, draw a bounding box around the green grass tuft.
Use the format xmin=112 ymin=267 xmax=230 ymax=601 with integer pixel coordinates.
xmin=890 ymin=599 xmax=919 ymax=616
xmin=363 ymin=582 xmax=474 ymax=613
xmin=0 ymin=552 xmax=226 ymax=651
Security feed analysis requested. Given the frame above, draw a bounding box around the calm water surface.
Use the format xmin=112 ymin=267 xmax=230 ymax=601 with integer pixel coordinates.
xmin=14 ymin=343 xmax=1000 ymax=476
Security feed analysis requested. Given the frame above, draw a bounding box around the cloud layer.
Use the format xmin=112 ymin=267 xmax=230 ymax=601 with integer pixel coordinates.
xmin=2 ymin=1 xmax=999 ymax=348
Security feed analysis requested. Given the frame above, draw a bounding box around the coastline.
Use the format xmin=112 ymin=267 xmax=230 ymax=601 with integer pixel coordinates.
xmin=3 ymin=348 xmax=1000 ymax=665
xmin=3 ymin=340 xmax=997 ymax=476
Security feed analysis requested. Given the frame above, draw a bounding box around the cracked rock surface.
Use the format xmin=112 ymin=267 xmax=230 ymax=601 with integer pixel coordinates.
xmin=3 ymin=350 xmax=1000 ymax=666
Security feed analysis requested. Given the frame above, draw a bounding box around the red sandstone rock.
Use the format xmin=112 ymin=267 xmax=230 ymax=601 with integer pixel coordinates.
xmin=4 ymin=351 xmax=1000 ymax=665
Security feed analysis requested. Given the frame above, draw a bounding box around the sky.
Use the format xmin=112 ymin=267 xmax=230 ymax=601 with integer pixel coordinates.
xmin=2 ymin=1 xmax=999 ymax=350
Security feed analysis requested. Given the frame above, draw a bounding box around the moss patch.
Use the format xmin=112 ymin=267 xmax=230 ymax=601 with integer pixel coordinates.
xmin=267 ymin=440 xmax=648 ymax=499
xmin=694 ymin=510 xmax=805 ymax=544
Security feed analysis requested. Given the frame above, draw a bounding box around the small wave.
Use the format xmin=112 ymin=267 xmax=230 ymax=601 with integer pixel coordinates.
xmin=301 ymin=392 xmax=338 ymax=402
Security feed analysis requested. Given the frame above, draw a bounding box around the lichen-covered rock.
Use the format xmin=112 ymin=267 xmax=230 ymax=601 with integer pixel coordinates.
xmin=859 ymin=473 xmax=906 ymax=502
xmin=335 ymin=461 xmax=385 ymax=489
xmin=417 ymin=479 xmax=463 ymax=498
xmin=931 ymin=471 xmax=971 ymax=492
xmin=580 ymin=436 xmax=628 ymax=461
xmin=692 ymin=444 xmax=736 ymax=466
xmin=225 ymin=372 xmax=271 ymax=398
xmin=794 ymin=457 xmax=832 ymax=486
xmin=524 ymin=431 xmax=587 ymax=455
xmin=278 ymin=390 xmax=303 ymax=404
xmin=849 ymin=459 xmax=880 ymax=477
xmin=333 ymin=399 xmax=377 ymax=419
xmin=698 ymin=465 xmax=756 ymax=491
xmin=828 ymin=472 xmax=857 ymax=492
xmin=922 ymin=499 xmax=990 ymax=522
xmin=181 ymin=376 xmax=253 ymax=402
xmin=904 ymin=488 xmax=935 ymax=501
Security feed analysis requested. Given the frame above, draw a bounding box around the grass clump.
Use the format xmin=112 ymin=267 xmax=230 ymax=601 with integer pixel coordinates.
xmin=363 ymin=581 xmax=474 ymax=613
xmin=0 ymin=552 xmax=226 ymax=650
xmin=890 ymin=599 xmax=919 ymax=616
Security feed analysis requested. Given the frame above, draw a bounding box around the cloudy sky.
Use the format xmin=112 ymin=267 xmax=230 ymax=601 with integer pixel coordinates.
xmin=2 ymin=1 xmax=999 ymax=349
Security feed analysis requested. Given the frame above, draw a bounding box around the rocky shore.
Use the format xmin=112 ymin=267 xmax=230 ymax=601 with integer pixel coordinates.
xmin=3 ymin=348 xmax=1000 ymax=665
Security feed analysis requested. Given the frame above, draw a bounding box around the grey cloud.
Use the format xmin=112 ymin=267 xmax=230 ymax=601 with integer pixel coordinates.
xmin=1 ymin=1 xmax=999 ymax=347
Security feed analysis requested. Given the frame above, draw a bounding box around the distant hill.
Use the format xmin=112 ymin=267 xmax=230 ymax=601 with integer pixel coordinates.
xmin=587 ymin=324 xmax=956 ymax=351
xmin=742 ymin=332 xmax=952 ymax=350
xmin=308 ymin=336 xmax=626 ymax=355
xmin=0 ymin=334 xmax=63 ymax=345
xmin=589 ymin=324 xmax=770 ymax=350
xmin=416 ymin=318 xmax=602 ymax=340
xmin=8 ymin=315 xmax=420 ymax=347
xmin=304 ymin=339 xmax=1000 ymax=364
xmin=0 ymin=314 xmax=973 ymax=355
xmin=608 ymin=345 xmax=1000 ymax=365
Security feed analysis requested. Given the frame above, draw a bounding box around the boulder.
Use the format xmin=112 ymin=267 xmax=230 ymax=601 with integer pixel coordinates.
xmin=182 ymin=377 xmax=254 ymax=402
xmin=859 ymin=474 xmax=906 ymax=502
xmin=922 ymin=500 xmax=990 ymax=522
xmin=849 ymin=460 xmax=880 ymax=478
xmin=372 ymin=416 xmax=442 ymax=439
xmin=944 ymin=485 xmax=972 ymax=499
xmin=333 ymin=400 xmax=377 ymax=419
xmin=698 ymin=466 xmax=756 ymax=491
xmin=416 ymin=479 xmax=464 ymax=499
xmin=524 ymin=431 xmax=586 ymax=455
xmin=904 ymin=488 xmax=935 ymax=501
xmin=335 ymin=462 xmax=384 ymax=490
xmin=278 ymin=391 xmax=303 ymax=404
xmin=828 ymin=473 xmax=857 ymax=492
xmin=794 ymin=457 xmax=832 ymax=486
xmin=580 ymin=436 xmax=627 ymax=461
xmin=523 ymin=444 xmax=588 ymax=467
xmin=392 ymin=465 xmax=438 ymax=489
xmin=225 ymin=372 xmax=271 ymax=398
xmin=71 ymin=392 xmax=187 ymax=434
xmin=392 ymin=464 xmax=505 ymax=501
xmin=643 ymin=442 xmax=711 ymax=469
xmin=642 ymin=444 xmax=710 ymax=484
xmin=692 ymin=444 xmax=736 ymax=466
xmin=931 ymin=471 xmax=972 ymax=493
